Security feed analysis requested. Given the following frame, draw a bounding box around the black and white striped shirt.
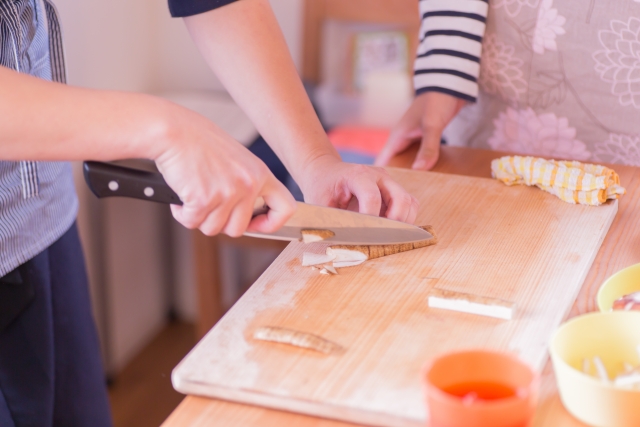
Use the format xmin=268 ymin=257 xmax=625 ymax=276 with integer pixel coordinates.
xmin=0 ymin=0 xmax=78 ymax=277
xmin=414 ymin=0 xmax=489 ymax=102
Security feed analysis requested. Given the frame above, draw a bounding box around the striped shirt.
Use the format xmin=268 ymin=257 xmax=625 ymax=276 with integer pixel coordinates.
xmin=414 ymin=0 xmax=489 ymax=102
xmin=0 ymin=0 xmax=78 ymax=277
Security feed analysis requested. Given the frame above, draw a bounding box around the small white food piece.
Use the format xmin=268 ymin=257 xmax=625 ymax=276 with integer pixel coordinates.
xmin=300 ymin=229 xmax=335 ymax=243
xmin=302 ymin=252 xmax=336 ymax=267
xmin=253 ymin=326 xmax=343 ymax=355
xmin=318 ymin=265 xmax=337 ymax=275
xmin=326 ymin=247 xmax=368 ymax=268
xmin=614 ymin=371 xmax=640 ymax=388
xmin=323 ymin=264 xmax=338 ymax=275
xmin=593 ymin=356 xmax=610 ymax=383
xmin=427 ymin=289 xmax=515 ymax=320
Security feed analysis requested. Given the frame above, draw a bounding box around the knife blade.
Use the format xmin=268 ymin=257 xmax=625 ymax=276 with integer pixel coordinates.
xmin=82 ymin=161 xmax=432 ymax=245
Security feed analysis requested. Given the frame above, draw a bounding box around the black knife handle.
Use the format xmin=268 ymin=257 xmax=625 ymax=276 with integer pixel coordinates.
xmin=83 ymin=161 xmax=183 ymax=205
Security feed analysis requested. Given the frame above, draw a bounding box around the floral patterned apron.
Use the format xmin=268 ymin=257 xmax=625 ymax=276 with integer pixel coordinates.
xmin=443 ymin=0 xmax=640 ymax=166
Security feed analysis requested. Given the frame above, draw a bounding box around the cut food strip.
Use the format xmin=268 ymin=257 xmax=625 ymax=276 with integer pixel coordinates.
xmin=302 ymin=252 xmax=336 ymax=266
xmin=301 ymin=229 xmax=335 ymax=243
xmin=253 ymin=326 xmax=343 ymax=355
xmin=428 ymin=289 xmax=515 ymax=320
xmin=327 ymin=225 xmax=438 ymax=267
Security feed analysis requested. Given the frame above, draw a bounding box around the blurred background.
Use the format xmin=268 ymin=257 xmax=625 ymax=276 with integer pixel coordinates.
xmin=53 ymin=0 xmax=419 ymax=425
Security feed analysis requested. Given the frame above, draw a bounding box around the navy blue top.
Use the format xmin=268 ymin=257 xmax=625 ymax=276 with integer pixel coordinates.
xmin=168 ymin=0 xmax=238 ymax=18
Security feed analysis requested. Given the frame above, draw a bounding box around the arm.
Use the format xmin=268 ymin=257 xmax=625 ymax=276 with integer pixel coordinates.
xmin=183 ymin=0 xmax=418 ymax=223
xmin=376 ymin=0 xmax=488 ymax=170
xmin=0 ymin=66 xmax=295 ymax=236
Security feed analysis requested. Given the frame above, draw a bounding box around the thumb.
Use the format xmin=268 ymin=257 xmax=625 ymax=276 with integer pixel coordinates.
xmin=412 ymin=127 xmax=442 ymax=170
xmin=247 ymin=176 xmax=296 ymax=234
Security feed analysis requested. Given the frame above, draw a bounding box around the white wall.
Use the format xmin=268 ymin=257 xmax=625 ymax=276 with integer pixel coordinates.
xmin=54 ymin=0 xmax=304 ymax=374
xmin=270 ymin=0 xmax=304 ymax=72
xmin=55 ymin=0 xmax=303 ymax=91
xmin=55 ymin=0 xmax=160 ymax=92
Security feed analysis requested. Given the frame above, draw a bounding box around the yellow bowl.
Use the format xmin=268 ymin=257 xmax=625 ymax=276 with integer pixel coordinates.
xmin=549 ymin=311 xmax=640 ymax=427
xmin=597 ymin=263 xmax=640 ymax=312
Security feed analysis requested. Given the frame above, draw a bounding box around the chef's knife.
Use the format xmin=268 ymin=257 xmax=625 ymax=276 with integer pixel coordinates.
xmin=82 ymin=161 xmax=432 ymax=245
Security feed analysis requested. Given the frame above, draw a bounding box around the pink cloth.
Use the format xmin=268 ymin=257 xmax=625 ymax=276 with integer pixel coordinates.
xmin=327 ymin=127 xmax=390 ymax=157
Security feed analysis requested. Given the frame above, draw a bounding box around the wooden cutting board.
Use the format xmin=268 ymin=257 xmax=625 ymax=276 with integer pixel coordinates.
xmin=172 ymin=169 xmax=618 ymax=427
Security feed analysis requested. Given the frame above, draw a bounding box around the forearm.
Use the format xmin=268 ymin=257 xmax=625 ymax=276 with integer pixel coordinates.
xmin=0 ymin=61 xmax=297 ymax=236
xmin=184 ymin=0 xmax=339 ymax=183
xmin=0 ymin=66 xmax=170 ymax=162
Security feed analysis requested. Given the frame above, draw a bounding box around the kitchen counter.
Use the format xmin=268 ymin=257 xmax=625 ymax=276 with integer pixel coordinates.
xmin=162 ymin=146 xmax=640 ymax=427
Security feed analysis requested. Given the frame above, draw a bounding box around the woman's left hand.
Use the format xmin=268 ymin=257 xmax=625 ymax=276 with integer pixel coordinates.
xmin=297 ymin=154 xmax=420 ymax=224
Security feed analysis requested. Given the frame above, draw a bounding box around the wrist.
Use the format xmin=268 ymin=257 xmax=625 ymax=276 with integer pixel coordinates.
xmin=294 ymin=151 xmax=342 ymax=193
xmin=131 ymin=95 xmax=183 ymax=162
xmin=274 ymin=128 xmax=340 ymax=181
xmin=298 ymin=150 xmax=340 ymax=177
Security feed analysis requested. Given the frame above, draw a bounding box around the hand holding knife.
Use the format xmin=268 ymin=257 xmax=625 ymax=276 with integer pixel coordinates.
xmin=83 ymin=161 xmax=432 ymax=245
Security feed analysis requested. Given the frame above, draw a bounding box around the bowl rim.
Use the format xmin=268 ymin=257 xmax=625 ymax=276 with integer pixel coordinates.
xmin=549 ymin=311 xmax=640 ymax=393
xmin=597 ymin=262 xmax=640 ymax=312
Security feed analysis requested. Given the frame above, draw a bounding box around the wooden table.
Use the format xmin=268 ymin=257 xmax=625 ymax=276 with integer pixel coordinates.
xmin=163 ymin=146 xmax=640 ymax=427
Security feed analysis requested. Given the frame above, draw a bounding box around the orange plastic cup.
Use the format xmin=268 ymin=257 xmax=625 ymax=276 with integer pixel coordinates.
xmin=422 ymin=350 xmax=538 ymax=427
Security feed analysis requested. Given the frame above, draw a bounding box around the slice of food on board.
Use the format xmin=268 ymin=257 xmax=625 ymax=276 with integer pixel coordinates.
xmin=326 ymin=225 xmax=437 ymax=268
xmin=428 ymin=288 xmax=515 ymax=320
xmin=302 ymin=252 xmax=336 ymax=267
xmin=300 ymin=229 xmax=335 ymax=243
xmin=253 ymin=326 xmax=344 ymax=355
xmin=326 ymin=247 xmax=368 ymax=268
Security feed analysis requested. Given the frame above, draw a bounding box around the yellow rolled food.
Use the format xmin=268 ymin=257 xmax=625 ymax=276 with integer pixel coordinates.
xmin=491 ymin=156 xmax=625 ymax=206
